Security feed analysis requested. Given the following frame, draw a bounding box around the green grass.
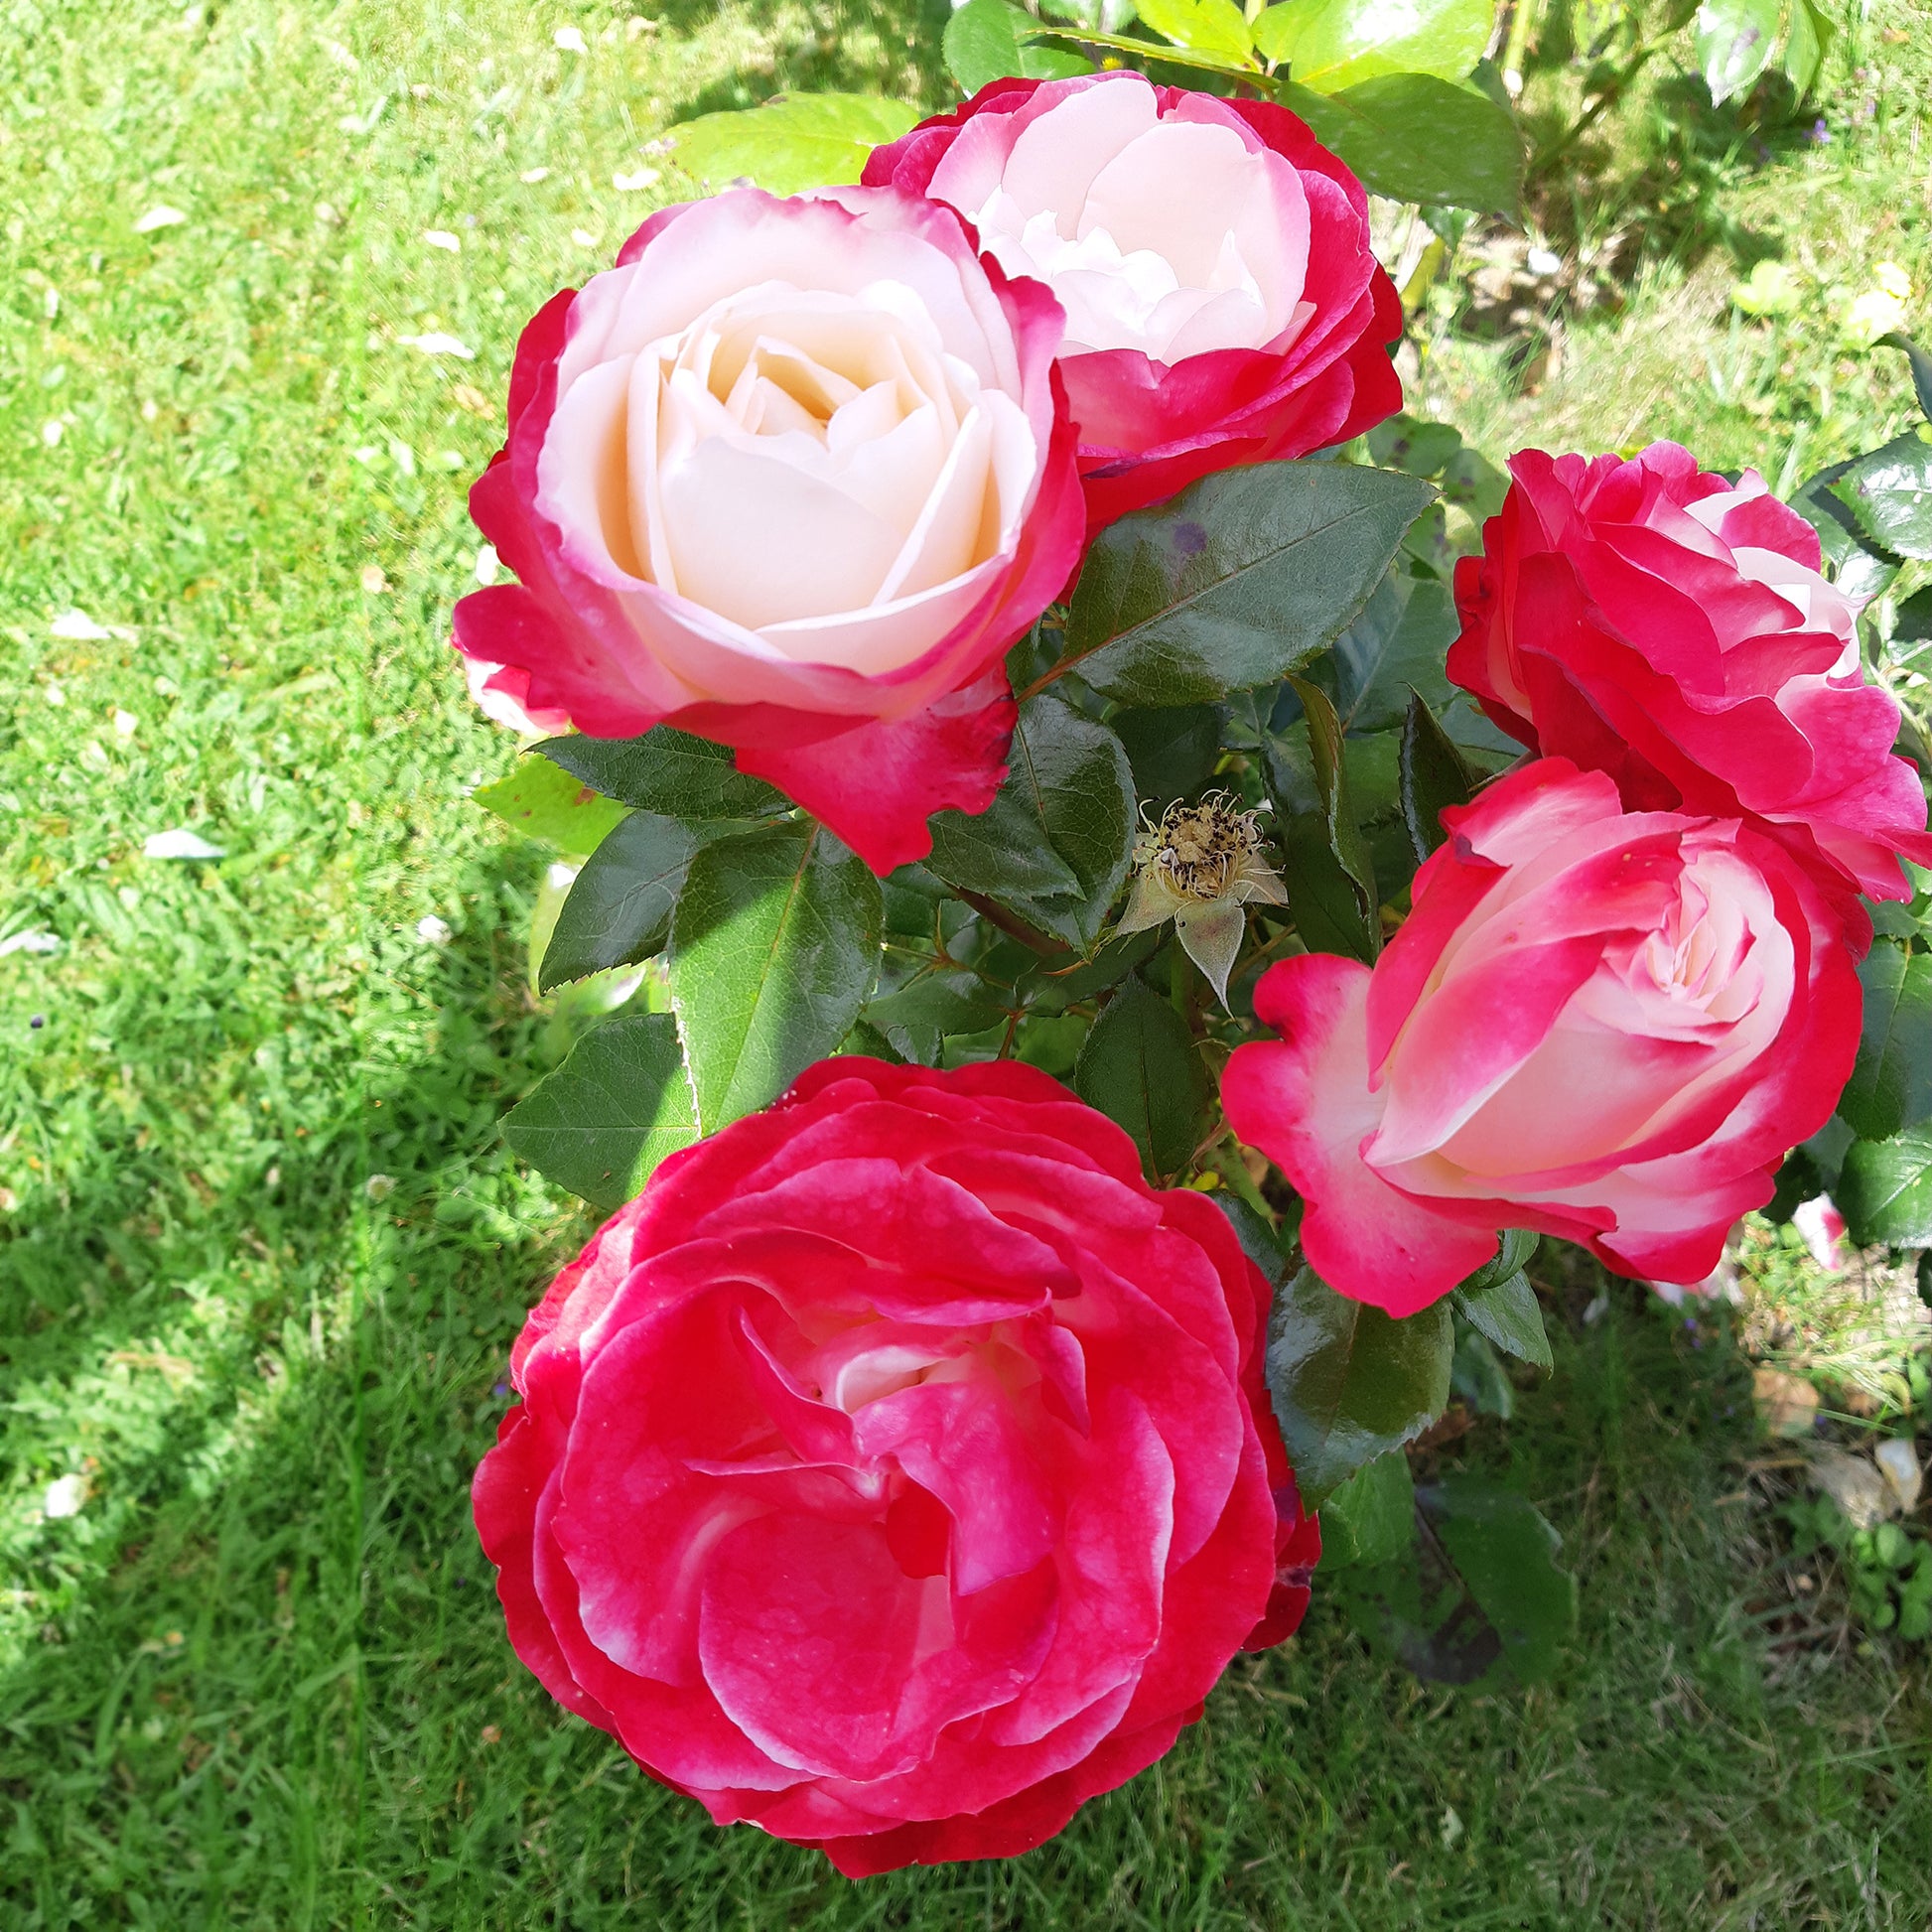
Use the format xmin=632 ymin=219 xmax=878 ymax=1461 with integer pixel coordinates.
xmin=1 ymin=1 xmax=1928 ymax=1926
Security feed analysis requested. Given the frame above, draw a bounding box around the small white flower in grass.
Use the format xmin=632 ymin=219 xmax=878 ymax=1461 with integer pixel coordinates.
xmin=570 ymin=228 xmax=599 ymax=249
xmin=396 ymin=331 xmax=475 ymax=358
xmin=520 ymin=166 xmax=551 ymax=184
xmin=50 ymin=610 xmax=110 ymax=639
xmin=0 ymin=930 xmax=62 ymax=958
xmin=134 ymin=206 xmax=188 ymax=233
xmin=552 ymin=25 xmax=587 ymax=52
xmin=360 ymin=563 xmax=390 ymax=595
xmin=474 ymin=543 xmax=500 ymax=587
xmin=424 ymin=229 xmax=461 ymax=252
xmin=1116 ymin=793 xmax=1288 ymax=1009
xmin=366 ymin=1173 xmax=396 ymax=1202
xmin=113 ymin=709 xmax=139 ymax=739
xmin=44 ymin=682 xmax=66 ymax=708
xmin=144 ymin=829 xmax=225 ymax=860
xmin=613 ymin=167 xmax=659 ymax=192
xmin=43 ymin=1474 xmax=87 ymax=1520
xmin=41 ymin=419 xmax=64 ymax=447
xmin=417 ymin=913 xmax=453 ymax=945
xmin=43 ymin=287 xmax=59 ymax=320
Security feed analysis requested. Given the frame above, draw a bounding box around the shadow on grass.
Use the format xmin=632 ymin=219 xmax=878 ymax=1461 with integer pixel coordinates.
xmin=657 ymin=0 xmax=953 ymax=123
xmin=5 ymin=1130 xmax=1928 ymax=1930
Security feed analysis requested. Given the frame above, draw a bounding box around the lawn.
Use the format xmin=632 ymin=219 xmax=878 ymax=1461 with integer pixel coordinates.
xmin=2 ymin=1 xmax=1928 ymax=1927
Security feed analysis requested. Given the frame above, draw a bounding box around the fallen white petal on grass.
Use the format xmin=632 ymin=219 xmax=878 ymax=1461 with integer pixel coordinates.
xmin=361 ymin=564 xmax=390 ymax=595
xmin=570 ymin=228 xmax=599 ymax=249
xmin=41 ymin=419 xmax=64 ymax=447
xmin=1874 ymin=1439 xmax=1923 ymax=1516
xmin=416 ymin=913 xmax=453 ymax=944
xmin=553 ymin=25 xmax=587 ymax=52
xmin=396 ymin=332 xmax=475 ymax=358
xmin=613 ymin=167 xmax=660 ymax=192
xmin=43 ymin=1475 xmax=88 ymax=1520
xmin=424 ymin=229 xmax=461 ymax=252
xmin=520 ymin=166 xmax=551 ymax=183
xmin=50 ymin=609 xmax=111 ymax=639
xmin=1526 ymin=246 xmax=1564 ymax=276
xmin=144 ymin=829 xmax=226 ymax=860
xmin=474 ymin=543 xmax=500 ymax=586
xmin=113 ymin=709 xmax=140 ymax=739
xmin=134 ymin=205 xmax=189 ymax=233
xmin=0 ymin=930 xmax=62 ymax=958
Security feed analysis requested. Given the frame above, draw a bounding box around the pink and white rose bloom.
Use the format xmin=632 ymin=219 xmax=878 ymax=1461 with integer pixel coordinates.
xmin=1449 ymin=441 xmax=1932 ymax=905
xmin=1222 ymin=760 xmax=1863 ymax=1316
xmin=453 ymin=186 xmax=1085 ymax=874
xmin=865 ymin=73 xmax=1402 ymax=532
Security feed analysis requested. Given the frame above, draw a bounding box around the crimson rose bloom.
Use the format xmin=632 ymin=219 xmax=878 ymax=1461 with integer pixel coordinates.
xmin=1222 ymin=760 xmax=1862 ymax=1315
xmin=1449 ymin=441 xmax=1932 ymax=903
xmin=474 ymin=1058 xmax=1315 ymax=1875
xmin=864 ymin=73 xmax=1402 ymax=532
xmin=453 ymin=186 xmax=1085 ymax=875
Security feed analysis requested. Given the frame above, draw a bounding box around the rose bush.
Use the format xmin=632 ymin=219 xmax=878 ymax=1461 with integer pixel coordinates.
xmin=453 ymin=184 xmax=1085 ymax=873
xmin=475 ymin=1057 xmax=1316 ymax=1875
xmin=1448 ymin=441 xmax=1932 ymax=904
xmin=864 ymin=72 xmax=1402 ymax=532
xmin=1222 ymin=759 xmax=1863 ymax=1315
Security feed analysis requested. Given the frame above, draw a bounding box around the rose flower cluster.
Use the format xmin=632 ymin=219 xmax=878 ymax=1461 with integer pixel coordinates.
xmin=1228 ymin=443 xmax=1932 ymax=1312
xmin=459 ymin=68 xmax=1929 ymax=1877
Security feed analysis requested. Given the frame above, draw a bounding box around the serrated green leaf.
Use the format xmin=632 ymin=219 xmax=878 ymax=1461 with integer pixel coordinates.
xmin=1455 ymin=1267 xmax=1552 ymax=1370
xmin=1137 ymin=0 xmax=1254 ymax=63
xmin=501 ymin=1013 xmax=698 ymax=1211
xmin=1451 ymin=1326 xmax=1514 ymax=1418
xmin=1073 ymin=973 xmax=1210 ymax=1180
xmin=1266 ymin=1264 xmax=1452 ymax=1509
xmin=1058 ymin=461 xmax=1435 ymax=707
xmin=1275 ymin=72 xmax=1521 ymax=214
xmin=1111 ymin=704 xmax=1226 ymax=806
xmin=1254 ymin=0 xmax=1491 ymax=91
xmin=663 ymin=93 xmax=920 ymax=195
xmin=538 ymin=811 xmax=720 ymax=993
xmin=1838 ymin=1128 xmax=1932 ymax=1247
xmin=1267 ymin=675 xmax=1379 ymax=960
xmin=1695 ymin=0 xmax=1781 ymax=105
xmin=1399 ymin=689 xmax=1480 ymax=866
xmin=538 ymin=727 xmax=786 ymax=820
xmin=1830 ymin=430 xmax=1932 ymax=562
xmin=926 ymin=691 xmax=1135 ymax=950
xmin=1779 ymin=0 xmax=1830 ymax=96
xmin=944 ymin=0 xmax=1093 ymax=90
xmin=1417 ymin=1477 xmax=1576 ymax=1682
xmin=1789 ymin=459 xmax=1903 ymax=604
xmin=1841 ymin=941 xmax=1932 ymax=1142
xmin=1319 ymin=1450 xmax=1417 ymax=1570
xmin=1266 ymin=73 xmax=1509 ymax=209
xmin=669 ymin=822 xmax=883 ymax=1132
xmin=865 ymin=965 xmax=1010 ymax=1067
xmin=1324 ymin=572 xmax=1459 ymax=736
xmin=1878 ymin=334 xmax=1932 ymax=426
xmin=474 ymin=756 xmax=628 ymax=857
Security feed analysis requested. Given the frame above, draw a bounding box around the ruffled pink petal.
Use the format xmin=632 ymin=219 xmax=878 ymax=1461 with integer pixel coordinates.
xmin=1223 ymin=955 xmax=1498 ymax=1314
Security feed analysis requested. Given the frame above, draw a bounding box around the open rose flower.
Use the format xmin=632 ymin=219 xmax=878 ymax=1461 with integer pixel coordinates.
xmin=1449 ymin=441 xmax=1932 ymax=904
xmin=865 ymin=72 xmax=1402 ymax=532
xmin=1222 ymin=760 xmax=1863 ymax=1316
xmin=474 ymin=1057 xmax=1316 ymax=1876
xmin=453 ymin=186 xmax=1084 ymax=874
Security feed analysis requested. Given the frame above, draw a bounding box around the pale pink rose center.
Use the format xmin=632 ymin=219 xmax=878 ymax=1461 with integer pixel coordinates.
xmin=536 ymin=237 xmax=1044 ymax=676
xmin=931 ymin=78 xmax=1313 ymax=362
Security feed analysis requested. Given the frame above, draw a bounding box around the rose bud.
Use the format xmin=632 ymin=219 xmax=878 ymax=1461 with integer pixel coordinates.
xmin=1222 ymin=759 xmax=1863 ymax=1316
xmin=864 ymin=72 xmax=1403 ymax=533
xmin=453 ymin=187 xmax=1085 ymax=874
xmin=1449 ymin=441 xmax=1932 ymax=905
xmin=474 ymin=1057 xmax=1315 ymax=1875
